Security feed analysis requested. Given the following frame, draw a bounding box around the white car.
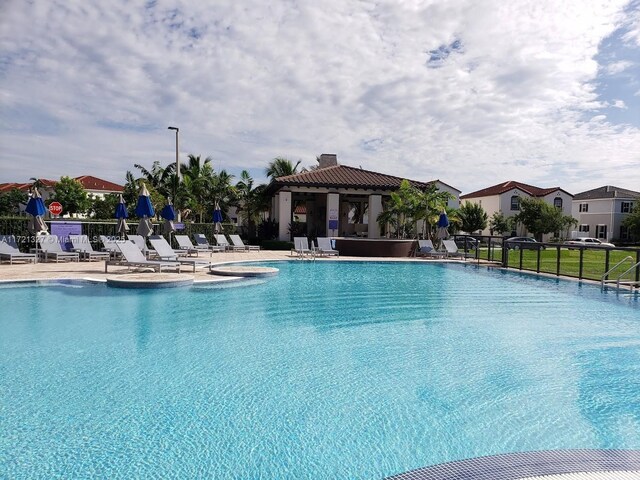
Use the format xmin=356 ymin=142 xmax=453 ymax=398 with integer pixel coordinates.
xmin=564 ymin=237 xmax=615 ymax=248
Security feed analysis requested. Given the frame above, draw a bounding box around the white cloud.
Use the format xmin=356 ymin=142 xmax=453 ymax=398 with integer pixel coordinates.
xmin=604 ymin=60 xmax=634 ymax=75
xmin=0 ymin=0 xmax=639 ymax=195
xmin=612 ymin=99 xmax=628 ymax=108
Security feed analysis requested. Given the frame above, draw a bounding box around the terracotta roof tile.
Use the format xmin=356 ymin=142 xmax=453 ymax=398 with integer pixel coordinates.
xmin=74 ymin=175 xmax=124 ymax=192
xmin=273 ymin=165 xmax=432 ymax=191
xmin=461 ymin=180 xmax=571 ymax=199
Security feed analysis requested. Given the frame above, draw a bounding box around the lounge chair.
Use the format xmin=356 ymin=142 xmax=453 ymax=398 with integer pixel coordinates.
xmin=105 ymin=240 xmax=181 ymax=273
xmin=192 ymin=233 xmax=225 ymax=253
xmin=316 ymin=237 xmax=339 ymax=257
xmin=214 ymin=234 xmax=231 ymax=251
xmin=99 ymin=235 xmax=124 ymax=259
xmin=148 ymin=235 xmax=211 ymax=272
xmin=36 ymin=235 xmax=80 ymax=262
xmin=442 ymin=239 xmax=474 ymax=259
xmin=173 ymin=235 xmax=204 ymax=256
xmin=127 ymin=234 xmax=156 ymax=258
xmin=415 ymin=239 xmax=446 ymax=258
xmin=229 ymin=234 xmax=260 ymax=252
xmin=69 ymin=235 xmax=111 ymax=261
xmin=0 ymin=235 xmax=37 ymax=264
xmin=291 ymin=237 xmax=313 ymax=258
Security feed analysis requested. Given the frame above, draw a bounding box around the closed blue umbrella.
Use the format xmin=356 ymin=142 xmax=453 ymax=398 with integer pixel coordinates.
xmin=135 ymin=184 xmax=155 ymax=237
xmin=213 ymin=202 xmax=223 ymax=233
xmin=115 ymin=194 xmax=129 ymax=237
xmin=437 ymin=211 xmax=449 ymax=239
xmin=26 ymin=187 xmax=48 ymax=234
xmin=161 ymin=199 xmax=176 ymax=234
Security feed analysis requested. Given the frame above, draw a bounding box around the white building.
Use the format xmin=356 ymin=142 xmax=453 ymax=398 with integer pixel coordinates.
xmin=572 ymin=185 xmax=639 ymax=242
xmin=460 ymin=180 xmax=574 ymax=239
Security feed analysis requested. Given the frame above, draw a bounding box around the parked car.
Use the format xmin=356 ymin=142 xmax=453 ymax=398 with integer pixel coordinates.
xmin=505 ymin=237 xmax=544 ymax=250
xmin=455 ymin=237 xmax=479 ymax=249
xmin=564 ymin=237 xmax=615 ymax=248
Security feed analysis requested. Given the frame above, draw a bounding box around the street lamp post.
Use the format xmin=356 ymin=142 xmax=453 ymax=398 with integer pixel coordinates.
xmin=168 ymin=126 xmax=179 ymax=220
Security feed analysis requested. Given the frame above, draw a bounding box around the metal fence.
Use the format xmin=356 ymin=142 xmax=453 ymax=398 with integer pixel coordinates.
xmin=452 ymin=234 xmax=640 ymax=286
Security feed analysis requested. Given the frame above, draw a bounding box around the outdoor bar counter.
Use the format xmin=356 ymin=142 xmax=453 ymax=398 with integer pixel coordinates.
xmin=333 ymin=237 xmax=418 ymax=257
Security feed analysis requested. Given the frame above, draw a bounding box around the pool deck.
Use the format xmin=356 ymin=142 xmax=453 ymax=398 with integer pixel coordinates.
xmin=0 ymin=250 xmax=478 ymax=283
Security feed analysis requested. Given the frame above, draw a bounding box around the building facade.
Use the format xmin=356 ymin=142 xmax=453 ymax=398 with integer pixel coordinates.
xmin=571 ymin=186 xmax=640 ymax=242
xmin=460 ymin=180 xmax=574 ymax=240
xmin=267 ymin=154 xmax=461 ymax=241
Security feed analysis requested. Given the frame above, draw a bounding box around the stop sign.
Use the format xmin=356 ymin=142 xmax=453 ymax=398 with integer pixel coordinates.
xmin=49 ymin=201 xmax=63 ymax=216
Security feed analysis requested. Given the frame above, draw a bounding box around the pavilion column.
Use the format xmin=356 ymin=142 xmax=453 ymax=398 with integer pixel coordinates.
xmin=326 ymin=193 xmax=340 ymax=237
xmin=278 ymin=191 xmax=292 ymax=241
xmin=368 ymin=194 xmax=382 ymax=239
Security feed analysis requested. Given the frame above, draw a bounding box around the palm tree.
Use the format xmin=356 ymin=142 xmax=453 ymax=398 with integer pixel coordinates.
xmin=234 ymin=170 xmax=268 ymax=239
xmin=265 ymin=157 xmax=302 ymax=180
xmin=180 ymin=155 xmax=215 ymax=222
xmin=134 ymin=161 xmax=175 ymax=198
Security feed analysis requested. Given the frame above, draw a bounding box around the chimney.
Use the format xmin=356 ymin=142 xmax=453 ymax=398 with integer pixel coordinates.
xmin=318 ymin=154 xmax=338 ymax=169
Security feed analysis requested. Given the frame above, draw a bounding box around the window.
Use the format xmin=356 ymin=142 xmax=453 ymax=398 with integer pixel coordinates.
xmin=579 ymin=224 xmax=589 ymax=232
xmin=510 ymin=196 xmax=520 ymax=211
xmin=579 ymin=203 xmax=588 ymax=212
xmin=620 ymin=226 xmax=630 ymax=240
xmin=553 ymin=197 xmax=563 ymax=209
xmin=596 ymin=224 xmax=607 ymax=239
xmin=621 ymin=201 xmax=632 ymax=213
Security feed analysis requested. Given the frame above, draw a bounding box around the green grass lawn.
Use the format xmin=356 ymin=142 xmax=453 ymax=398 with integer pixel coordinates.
xmin=504 ymin=247 xmax=639 ymax=281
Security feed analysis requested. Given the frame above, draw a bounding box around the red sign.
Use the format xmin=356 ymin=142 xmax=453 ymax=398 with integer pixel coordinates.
xmin=49 ymin=201 xmax=63 ymax=216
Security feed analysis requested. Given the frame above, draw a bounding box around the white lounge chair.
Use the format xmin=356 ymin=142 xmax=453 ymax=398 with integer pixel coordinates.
xmin=292 ymin=237 xmax=313 ymax=258
xmin=316 ymin=237 xmax=339 ymax=257
xmin=69 ymin=235 xmax=111 ymax=261
xmin=105 ymin=240 xmax=181 ymax=273
xmin=127 ymin=234 xmax=156 ymax=258
xmin=36 ymin=235 xmax=80 ymax=262
xmin=173 ymin=235 xmax=203 ymax=256
xmin=99 ymin=235 xmax=124 ymax=259
xmin=415 ymin=239 xmax=446 ymax=258
xmin=442 ymin=239 xmax=473 ymax=259
xmin=0 ymin=235 xmax=36 ymax=264
xmin=229 ymin=234 xmax=260 ymax=252
xmin=192 ymin=233 xmax=225 ymax=253
xmin=148 ymin=235 xmax=211 ymax=272
xmin=214 ymin=234 xmax=231 ymax=251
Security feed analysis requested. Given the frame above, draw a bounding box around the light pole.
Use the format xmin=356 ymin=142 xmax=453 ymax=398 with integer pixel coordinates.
xmin=168 ymin=126 xmax=179 ymax=220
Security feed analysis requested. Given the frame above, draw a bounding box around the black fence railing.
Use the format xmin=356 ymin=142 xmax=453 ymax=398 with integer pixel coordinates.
xmin=451 ymin=234 xmax=640 ymax=285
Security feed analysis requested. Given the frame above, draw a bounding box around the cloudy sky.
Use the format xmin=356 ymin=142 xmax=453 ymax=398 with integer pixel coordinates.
xmin=1 ymin=0 xmax=639 ymax=195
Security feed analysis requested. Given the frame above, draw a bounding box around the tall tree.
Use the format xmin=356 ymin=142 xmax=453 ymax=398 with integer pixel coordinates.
xmin=89 ymin=193 xmax=120 ymax=219
xmin=180 ymin=154 xmax=215 ymax=222
xmin=515 ymin=197 xmax=573 ymax=240
xmin=265 ymin=157 xmax=302 ymax=180
xmin=622 ymin=202 xmax=640 ymax=241
xmin=234 ymin=170 xmax=268 ymax=239
xmin=53 ymin=176 xmax=90 ymax=215
xmin=134 ymin=161 xmax=175 ymax=198
xmin=458 ymin=201 xmax=488 ymax=233
xmin=489 ymin=212 xmax=511 ymax=235
xmin=0 ymin=188 xmax=28 ymax=216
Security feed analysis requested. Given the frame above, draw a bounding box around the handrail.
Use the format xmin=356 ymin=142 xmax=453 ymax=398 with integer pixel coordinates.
xmin=601 ymin=255 xmax=634 ymax=287
xmin=616 ymin=261 xmax=640 ymax=290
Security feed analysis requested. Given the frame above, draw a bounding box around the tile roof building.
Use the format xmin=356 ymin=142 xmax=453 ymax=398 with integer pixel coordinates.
xmin=460 ymin=180 xmax=574 ymax=239
xmin=267 ymin=154 xmax=461 ymax=241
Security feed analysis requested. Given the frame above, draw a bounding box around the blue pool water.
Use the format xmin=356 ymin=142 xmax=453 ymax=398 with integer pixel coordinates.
xmin=1 ymin=262 xmax=639 ymax=479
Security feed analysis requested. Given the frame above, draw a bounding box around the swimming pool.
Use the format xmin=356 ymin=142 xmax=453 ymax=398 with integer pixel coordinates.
xmin=1 ymin=262 xmax=639 ymax=478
